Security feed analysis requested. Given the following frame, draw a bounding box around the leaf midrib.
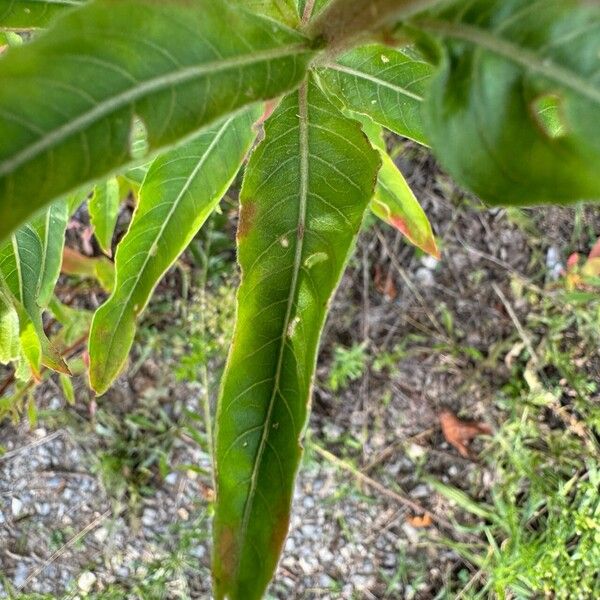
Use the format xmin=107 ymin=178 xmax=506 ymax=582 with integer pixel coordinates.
xmin=94 ymin=115 xmax=235 ymax=390
xmin=0 ymin=43 xmax=309 ymax=178
xmin=326 ymin=62 xmax=425 ymax=102
xmin=417 ymin=18 xmax=600 ymax=104
xmin=237 ymin=81 xmax=310 ymax=565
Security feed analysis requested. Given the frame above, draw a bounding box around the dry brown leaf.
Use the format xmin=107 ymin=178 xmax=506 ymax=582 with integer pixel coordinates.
xmin=373 ymin=264 xmax=397 ymax=301
xmin=407 ymin=514 xmax=432 ymax=528
xmin=439 ymin=409 xmax=492 ymax=458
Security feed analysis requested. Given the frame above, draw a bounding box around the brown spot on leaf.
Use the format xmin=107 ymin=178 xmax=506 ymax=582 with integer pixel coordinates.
xmin=270 ymin=508 xmax=291 ymax=557
xmin=256 ymin=99 xmax=279 ymax=126
xmin=237 ymin=201 xmax=256 ymax=240
xmin=389 ymin=215 xmax=440 ymax=259
xmin=217 ymin=526 xmax=238 ymax=580
xmin=390 ymin=215 xmax=409 ymax=237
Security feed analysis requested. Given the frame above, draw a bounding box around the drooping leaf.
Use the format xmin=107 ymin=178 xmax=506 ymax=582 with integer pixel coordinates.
xmin=0 ymin=273 xmax=41 ymax=377
xmin=213 ymin=79 xmax=380 ymax=600
xmin=61 ymin=247 xmax=114 ymax=292
xmin=0 ymin=199 xmax=69 ymax=373
xmin=372 ymin=152 xmax=439 ymax=258
xmin=59 ymin=372 xmax=75 ymax=404
xmin=0 ymin=286 xmax=19 ymax=364
xmin=89 ymin=107 xmax=260 ymax=395
xmin=0 ymin=0 xmax=85 ymax=29
xmin=0 ymin=0 xmax=314 ymax=240
xmin=347 ymin=112 xmax=438 ymax=257
xmin=35 ymin=199 xmax=69 ymax=306
xmin=49 ymin=296 xmax=92 ymax=347
xmin=89 ymin=177 xmax=120 ymax=256
xmin=419 ymin=0 xmax=600 ymax=205
xmin=319 ymin=43 xmax=432 ymax=143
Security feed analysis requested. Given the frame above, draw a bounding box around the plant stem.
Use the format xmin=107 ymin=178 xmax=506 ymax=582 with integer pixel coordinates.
xmin=196 ymin=222 xmax=215 ymax=489
xmin=306 ymin=0 xmax=444 ymax=51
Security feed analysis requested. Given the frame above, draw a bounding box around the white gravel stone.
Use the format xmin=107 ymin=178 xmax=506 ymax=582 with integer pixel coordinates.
xmin=415 ymin=267 xmax=435 ymax=287
xmin=13 ymin=563 xmax=28 ymax=588
xmin=421 ymin=255 xmax=439 ymax=270
xmin=164 ymin=472 xmax=178 ymax=486
xmin=35 ymin=502 xmax=51 ymax=516
xmin=11 ymin=497 xmax=24 ymax=518
xmin=77 ymin=571 xmax=97 ymax=593
xmin=94 ymin=527 xmax=109 ymax=543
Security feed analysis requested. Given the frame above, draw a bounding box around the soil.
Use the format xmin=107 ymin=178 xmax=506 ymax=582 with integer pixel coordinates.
xmin=1 ymin=142 xmax=598 ymax=599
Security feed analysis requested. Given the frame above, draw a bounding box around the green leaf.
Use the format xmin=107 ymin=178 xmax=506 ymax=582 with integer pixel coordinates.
xmin=242 ymin=0 xmax=299 ymax=26
xmin=0 ymin=275 xmax=41 ymax=377
xmin=0 ymin=0 xmax=85 ymax=29
xmin=347 ymin=112 xmax=438 ymax=257
xmin=0 ymin=30 xmax=21 ymax=45
xmin=89 ymin=107 xmax=260 ymax=395
xmin=61 ymin=247 xmax=114 ymax=293
xmin=0 ymin=0 xmax=314 ymax=241
xmin=373 ymin=150 xmax=439 ymax=257
xmin=419 ymin=0 xmax=600 ymax=205
xmin=49 ymin=296 xmax=92 ymax=347
xmin=0 ymin=287 xmax=19 ymax=364
xmin=59 ymin=372 xmax=75 ymax=404
xmin=213 ymin=79 xmax=380 ymax=600
xmin=89 ymin=177 xmax=120 ymax=256
xmin=319 ymin=43 xmax=432 ymax=144
xmin=66 ymin=187 xmax=90 ymax=216
xmin=301 ymin=0 xmax=331 ymax=19
xmin=36 ymin=200 xmax=69 ymax=306
xmin=0 ymin=200 xmax=69 ymax=373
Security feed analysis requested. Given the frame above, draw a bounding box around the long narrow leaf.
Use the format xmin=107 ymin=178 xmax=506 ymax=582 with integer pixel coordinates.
xmin=89 ymin=107 xmax=261 ymax=395
xmin=0 ymin=200 xmax=69 ymax=373
xmin=213 ymin=79 xmax=380 ymax=600
xmin=344 ymin=112 xmax=438 ymax=257
xmin=0 ymin=286 xmax=19 ymax=364
xmin=89 ymin=177 xmax=120 ymax=256
xmin=0 ymin=0 xmax=313 ymax=240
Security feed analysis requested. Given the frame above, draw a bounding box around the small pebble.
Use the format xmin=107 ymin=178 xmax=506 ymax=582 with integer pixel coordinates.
xmin=421 ymin=255 xmax=439 ymax=270
xmin=415 ymin=267 xmax=435 ymax=287
xmin=77 ymin=571 xmax=96 ymax=593
xmin=164 ymin=472 xmax=178 ymax=486
xmin=11 ymin=497 xmax=24 ymax=518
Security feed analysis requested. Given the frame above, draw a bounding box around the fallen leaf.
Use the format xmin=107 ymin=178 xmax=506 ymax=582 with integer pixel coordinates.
xmin=588 ymin=238 xmax=600 ymax=260
xmin=383 ymin=272 xmax=397 ymax=301
xmin=407 ymin=514 xmax=432 ymax=528
xmin=373 ymin=264 xmax=397 ymax=301
xmin=439 ymin=409 xmax=492 ymax=458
